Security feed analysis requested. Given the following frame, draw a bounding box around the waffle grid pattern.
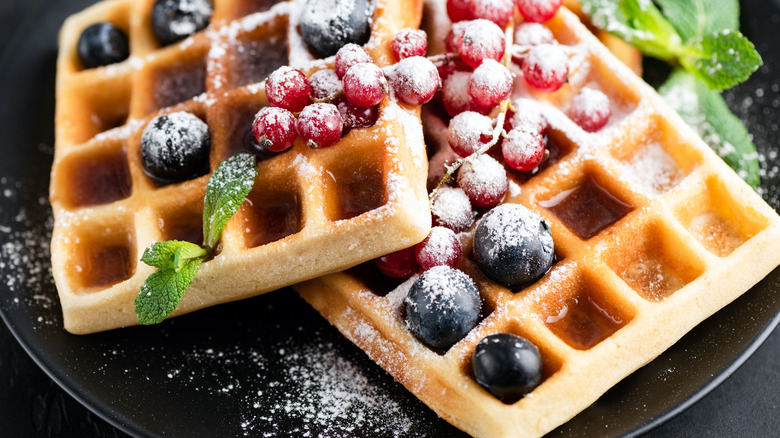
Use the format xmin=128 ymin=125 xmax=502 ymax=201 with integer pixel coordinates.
xmin=296 ymin=7 xmax=780 ymax=437
xmin=51 ymin=0 xmax=431 ymax=334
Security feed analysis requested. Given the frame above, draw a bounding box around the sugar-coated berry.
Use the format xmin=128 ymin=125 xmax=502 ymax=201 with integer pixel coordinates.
xmin=375 ymin=246 xmax=419 ymax=278
xmin=468 ymin=59 xmax=513 ymax=109
xmin=457 ymin=154 xmax=508 ymax=208
xmin=522 ymin=44 xmax=568 ymax=92
xmin=296 ymin=103 xmax=343 ymax=148
xmin=390 ymin=56 xmax=441 ymax=106
xmin=515 ymin=0 xmax=562 ymax=23
xmin=442 ymin=71 xmax=490 ymax=117
xmin=569 ymin=87 xmax=612 ymax=132
xmin=141 ymin=112 xmax=210 ymax=183
xmin=334 ymin=43 xmax=373 ymax=79
xmin=507 ymin=99 xmax=547 ymax=135
xmin=473 ymin=204 xmax=554 ymax=288
xmin=309 ymin=69 xmax=343 ymax=100
xmin=502 ymin=128 xmax=545 ymax=172
xmin=337 ymin=98 xmax=379 ymax=134
xmin=299 ymin=0 xmax=372 ymax=58
xmin=473 ymin=333 xmax=543 ymax=402
xmin=77 ymin=23 xmax=130 ymax=69
xmin=431 ymin=187 xmax=475 ymax=233
xmin=446 ymin=0 xmax=474 ymax=22
xmin=513 ymin=22 xmax=555 ymax=47
xmin=266 ymin=66 xmax=311 ymax=112
xmin=343 ymin=63 xmax=388 ymax=108
xmin=457 ymin=19 xmax=505 ymax=69
xmin=447 ymin=111 xmax=493 ymax=157
xmin=391 ymin=28 xmax=428 ymax=60
xmin=404 ymin=266 xmax=482 ymax=351
xmin=466 ymin=0 xmax=514 ymax=27
xmin=252 ymin=107 xmax=298 ymax=152
xmin=151 ymin=0 xmax=213 ymax=46
xmin=415 ymin=227 xmax=462 ymax=270
xmin=446 ymin=21 xmax=468 ymax=53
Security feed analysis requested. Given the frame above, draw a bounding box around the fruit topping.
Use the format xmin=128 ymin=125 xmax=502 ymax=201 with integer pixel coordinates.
xmin=447 ymin=111 xmax=494 ymax=157
xmin=522 ymin=44 xmax=568 ymax=92
xmin=446 ymin=0 xmax=474 ymax=22
xmin=431 ymin=187 xmax=475 ymax=233
xmin=141 ymin=111 xmax=210 ymax=184
xmin=472 ymin=333 xmax=543 ymax=402
xmin=389 ymin=56 xmax=441 ymax=106
xmin=296 ymin=102 xmax=343 ymax=148
xmin=299 ymin=0 xmax=372 ymax=58
xmin=375 ymin=247 xmax=419 ymax=279
xmin=507 ymin=99 xmax=548 ymax=136
xmin=334 ymin=43 xmax=373 ymax=79
xmin=502 ymin=127 xmax=546 ymax=172
xmin=77 ymin=23 xmax=130 ymax=69
xmin=513 ymin=22 xmax=555 ymax=47
xmin=266 ymin=66 xmax=312 ymax=112
xmin=457 ymin=154 xmax=508 ymax=209
xmin=415 ymin=226 xmax=462 ymax=270
xmin=456 ymin=19 xmax=505 ymax=69
xmin=515 ymin=0 xmax=562 ymax=23
xmin=465 ymin=0 xmax=514 ymax=27
xmin=404 ymin=266 xmax=482 ymax=351
xmin=442 ymin=71 xmax=490 ymax=117
xmin=308 ymin=69 xmax=343 ymax=100
xmin=342 ymin=63 xmax=388 ymax=108
xmin=391 ymin=29 xmax=428 ymax=61
xmin=473 ymin=203 xmax=554 ymax=289
xmin=252 ymin=107 xmax=298 ymax=152
xmin=337 ymin=99 xmax=379 ymax=134
xmin=569 ymin=87 xmax=612 ymax=132
xmin=468 ymin=59 xmax=513 ymax=109
xmin=151 ymin=0 xmax=213 ymax=46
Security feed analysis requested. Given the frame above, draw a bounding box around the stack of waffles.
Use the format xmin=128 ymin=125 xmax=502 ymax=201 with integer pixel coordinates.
xmin=50 ymin=0 xmax=430 ymax=335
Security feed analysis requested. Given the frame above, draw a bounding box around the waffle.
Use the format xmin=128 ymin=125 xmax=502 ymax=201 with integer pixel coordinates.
xmin=50 ymin=0 xmax=431 ymax=334
xmin=295 ymin=4 xmax=780 ymax=437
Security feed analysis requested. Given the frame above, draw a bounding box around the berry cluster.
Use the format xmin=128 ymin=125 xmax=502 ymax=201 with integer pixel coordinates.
xmin=253 ymin=38 xmax=441 ymax=152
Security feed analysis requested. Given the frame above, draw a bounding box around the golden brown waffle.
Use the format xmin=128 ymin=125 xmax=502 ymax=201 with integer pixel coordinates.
xmin=50 ymin=0 xmax=431 ymax=334
xmin=295 ymin=5 xmax=780 ymax=437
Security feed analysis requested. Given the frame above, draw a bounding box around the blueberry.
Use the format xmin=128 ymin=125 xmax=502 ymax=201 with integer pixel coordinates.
xmin=472 ymin=333 xmax=543 ymax=403
xmin=404 ymin=266 xmax=481 ymax=351
xmin=77 ymin=23 xmax=129 ymax=69
xmin=299 ymin=0 xmax=372 ymax=58
xmin=141 ymin=112 xmax=210 ymax=184
xmin=473 ymin=203 xmax=554 ymax=289
xmin=151 ymin=0 xmax=213 ymax=46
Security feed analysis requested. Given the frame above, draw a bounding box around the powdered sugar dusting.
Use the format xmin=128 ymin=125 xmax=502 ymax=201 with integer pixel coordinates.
xmin=618 ymin=142 xmax=685 ymax=196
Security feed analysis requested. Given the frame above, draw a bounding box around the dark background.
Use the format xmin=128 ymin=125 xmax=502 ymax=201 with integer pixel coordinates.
xmin=0 ymin=0 xmax=778 ymax=437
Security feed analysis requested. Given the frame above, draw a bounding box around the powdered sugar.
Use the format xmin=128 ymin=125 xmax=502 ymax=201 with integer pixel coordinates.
xmin=430 ymin=187 xmax=475 ymax=233
xmin=618 ymin=142 xmax=684 ymax=196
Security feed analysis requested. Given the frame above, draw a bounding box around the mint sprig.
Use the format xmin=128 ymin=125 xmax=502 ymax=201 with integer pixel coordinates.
xmin=135 ymin=153 xmax=258 ymax=325
xmin=580 ymin=0 xmax=763 ymax=187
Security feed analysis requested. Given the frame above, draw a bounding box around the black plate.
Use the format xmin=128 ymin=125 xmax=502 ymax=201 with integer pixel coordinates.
xmin=1 ymin=1 xmax=779 ymax=437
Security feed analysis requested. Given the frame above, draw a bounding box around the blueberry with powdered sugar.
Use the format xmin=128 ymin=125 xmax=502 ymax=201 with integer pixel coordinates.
xmin=77 ymin=23 xmax=129 ymax=69
xmin=404 ymin=266 xmax=481 ymax=351
xmin=473 ymin=203 xmax=554 ymax=289
xmin=141 ymin=111 xmax=210 ymax=184
xmin=151 ymin=0 xmax=213 ymax=46
xmin=299 ymin=0 xmax=372 ymax=58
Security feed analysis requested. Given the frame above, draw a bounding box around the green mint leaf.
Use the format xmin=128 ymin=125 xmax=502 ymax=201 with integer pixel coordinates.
xmin=660 ymin=69 xmax=760 ymax=187
xmin=140 ymin=240 xmax=207 ymax=270
xmin=135 ymin=258 xmax=203 ymax=325
xmin=679 ymin=30 xmax=762 ymax=91
xmin=202 ymin=153 xmax=258 ymax=251
xmin=654 ymin=0 xmax=739 ymax=42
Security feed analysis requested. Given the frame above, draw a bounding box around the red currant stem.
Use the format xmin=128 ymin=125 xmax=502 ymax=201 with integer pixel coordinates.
xmin=429 ymin=24 xmax=516 ymax=204
xmin=427 ymin=52 xmax=460 ymax=66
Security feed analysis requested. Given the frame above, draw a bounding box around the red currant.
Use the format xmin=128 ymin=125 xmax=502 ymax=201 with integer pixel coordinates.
xmin=457 ymin=19 xmax=505 ymax=69
xmin=252 ymin=106 xmax=298 ymax=152
xmin=343 ymin=63 xmax=388 ymax=108
xmin=309 ymin=68 xmax=343 ymax=101
xmin=431 ymin=187 xmax=475 ymax=233
xmin=569 ymin=87 xmax=611 ymax=132
xmin=442 ymin=71 xmax=491 ymax=117
xmin=507 ymin=99 xmax=547 ymax=135
xmin=513 ymin=22 xmax=555 ymax=47
xmin=391 ymin=28 xmax=428 ymax=61
xmin=375 ymin=246 xmax=419 ymax=278
xmin=415 ymin=226 xmax=462 ymax=270
xmin=522 ymin=44 xmax=568 ymax=92
xmin=447 ymin=0 xmax=474 ymax=22
xmin=468 ymin=59 xmax=513 ymax=108
xmin=446 ymin=21 xmax=468 ymax=53
xmin=502 ymin=128 xmax=545 ymax=171
xmin=338 ymin=98 xmax=379 ymax=134
xmin=447 ymin=111 xmax=494 ymax=157
xmin=467 ymin=0 xmax=513 ymax=27
xmin=390 ymin=56 xmax=440 ymax=106
xmin=265 ymin=66 xmax=311 ymax=112
xmin=457 ymin=154 xmax=508 ymax=208
xmin=297 ymin=103 xmax=343 ymax=148
xmin=334 ymin=43 xmax=373 ymax=79
xmin=515 ymin=0 xmax=562 ymax=23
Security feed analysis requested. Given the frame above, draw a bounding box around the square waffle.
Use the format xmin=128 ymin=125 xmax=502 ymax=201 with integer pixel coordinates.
xmin=50 ymin=0 xmax=431 ymax=334
xmin=295 ymin=4 xmax=780 ymax=437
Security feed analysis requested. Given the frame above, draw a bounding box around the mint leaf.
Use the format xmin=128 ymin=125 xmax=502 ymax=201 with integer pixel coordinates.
xmin=654 ymin=0 xmax=739 ymax=42
xmin=202 ymin=153 xmax=258 ymax=251
xmin=680 ymin=30 xmax=763 ymax=91
xmin=141 ymin=240 xmax=207 ymax=270
xmin=135 ymin=259 xmax=203 ymax=325
xmin=660 ymin=69 xmax=760 ymax=187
